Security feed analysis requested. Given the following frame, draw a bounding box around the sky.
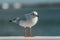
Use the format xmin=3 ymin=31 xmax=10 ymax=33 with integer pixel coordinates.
xmin=0 ymin=0 xmax=60 ymax=4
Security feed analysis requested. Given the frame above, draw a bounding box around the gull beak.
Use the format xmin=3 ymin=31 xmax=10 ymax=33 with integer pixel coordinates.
xmin=35 ymin=15 xmax=39 ymax=17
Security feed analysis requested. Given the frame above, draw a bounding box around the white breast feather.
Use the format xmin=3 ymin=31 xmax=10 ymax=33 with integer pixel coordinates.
xmin=19 ymin=17 xmax=38 ymax=28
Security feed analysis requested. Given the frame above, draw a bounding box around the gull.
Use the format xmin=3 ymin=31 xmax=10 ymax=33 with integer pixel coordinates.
xmin=9 ymin=11 xmax=38 ymax=37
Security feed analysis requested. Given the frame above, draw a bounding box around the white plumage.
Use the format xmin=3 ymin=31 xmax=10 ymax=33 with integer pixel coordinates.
xmin=19 ymin=16 xmax=38 ymax=28
xmin=9 ymin=11 xmax=38 ymax=37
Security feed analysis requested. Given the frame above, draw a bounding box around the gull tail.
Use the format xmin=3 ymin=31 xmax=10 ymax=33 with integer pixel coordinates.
xmin=9 ymin=17 xmax=19 ymax=23
xmin=9 ymin=18 xmax=16 ymax=22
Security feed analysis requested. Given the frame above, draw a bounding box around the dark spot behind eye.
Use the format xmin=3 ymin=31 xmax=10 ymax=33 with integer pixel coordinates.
xmin=32 ymin=13 xmax=34 ymax=15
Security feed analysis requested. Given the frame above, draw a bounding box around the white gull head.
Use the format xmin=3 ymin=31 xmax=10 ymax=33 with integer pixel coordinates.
xmin=31 ymin=11 xmax=38 ymax=17
xmin=33 ymin=11 xmax=38 ymax=15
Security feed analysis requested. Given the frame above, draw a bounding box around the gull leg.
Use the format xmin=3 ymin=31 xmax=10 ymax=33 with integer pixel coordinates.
xmin=24 ymin=27 xmax=26 ymax=37
xmin=30 ymin=27 xmax=32 ymax=37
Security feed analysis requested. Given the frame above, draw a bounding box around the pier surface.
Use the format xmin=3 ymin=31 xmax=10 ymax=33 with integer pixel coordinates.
xmin=0 ymin=36 xmax=60 ymax=40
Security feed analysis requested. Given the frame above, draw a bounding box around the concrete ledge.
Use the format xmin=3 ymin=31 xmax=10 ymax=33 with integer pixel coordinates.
xmin=0 ymin=36 xmax=60 ymax=40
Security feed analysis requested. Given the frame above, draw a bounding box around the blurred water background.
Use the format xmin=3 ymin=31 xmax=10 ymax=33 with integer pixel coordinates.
xmin=0 ymin=0 xmax=60 ymax=36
